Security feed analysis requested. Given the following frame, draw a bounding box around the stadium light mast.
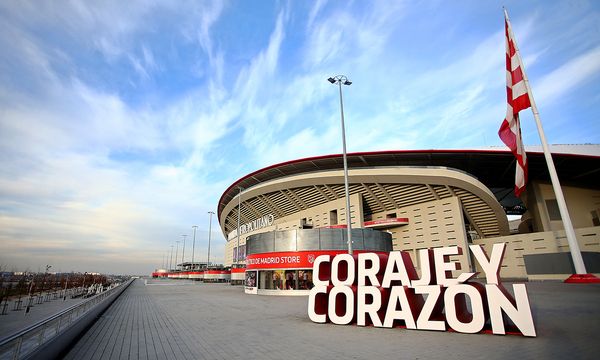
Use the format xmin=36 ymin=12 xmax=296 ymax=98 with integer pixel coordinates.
xmin=181 ymin=234 xmax=187 ymax=267
xmin=191 ymin=225 xmax=198 ymax=269
xmin=328 ymin=75 xmax=353 ymax=255
xmin=175 ymin=241 xmax=180 ymax=271
xmin=208 ymin=211 xmax=215 ymax=267
xmin=236 ymin=187 xmax=243 ymax=266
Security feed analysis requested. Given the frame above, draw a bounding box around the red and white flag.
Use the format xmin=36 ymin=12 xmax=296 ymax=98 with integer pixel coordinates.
xmin=498 ymin=11 xmax=531 ymax=197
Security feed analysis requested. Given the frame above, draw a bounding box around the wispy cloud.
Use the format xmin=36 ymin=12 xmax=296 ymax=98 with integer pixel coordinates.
xmin=535 ymin=46 xmax=600 ymax=105
xmin=0 ymin=1 xmax=598 ymax=274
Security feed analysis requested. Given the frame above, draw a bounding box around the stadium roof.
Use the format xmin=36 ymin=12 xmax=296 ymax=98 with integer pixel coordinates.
xmin=218 ymin=146 xmax=600 ymax=224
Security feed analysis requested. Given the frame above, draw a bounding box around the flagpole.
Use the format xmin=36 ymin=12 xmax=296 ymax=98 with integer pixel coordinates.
xmin=504 ymin=9 xmax=587 ymax=276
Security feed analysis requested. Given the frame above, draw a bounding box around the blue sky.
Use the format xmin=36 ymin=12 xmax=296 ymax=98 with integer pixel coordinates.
xmin=1 ymin=1 xmax=599 ymax=275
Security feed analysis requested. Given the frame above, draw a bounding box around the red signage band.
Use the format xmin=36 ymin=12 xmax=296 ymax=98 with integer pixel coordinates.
xmin=364 ymin=218 xmax=409 ymax=227
xmin=205 ymin=270 xmax=230 ymax=275
xmin=245 ymin=250 xmax=387 ymax=270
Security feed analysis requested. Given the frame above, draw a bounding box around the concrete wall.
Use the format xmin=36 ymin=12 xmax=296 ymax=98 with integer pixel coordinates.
xmin=526 ymin=182 xmax=600 ymax=232
xmin=473 ymin=226 xmax=600 ymax=280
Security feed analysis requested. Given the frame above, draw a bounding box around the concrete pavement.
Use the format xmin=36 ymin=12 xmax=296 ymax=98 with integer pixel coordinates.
xmin=64 ymin=278 xmax=600 ymax=359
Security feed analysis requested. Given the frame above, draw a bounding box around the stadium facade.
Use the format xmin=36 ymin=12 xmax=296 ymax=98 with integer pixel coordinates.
xmin=216 ymin=146 xmax=600 ymax=293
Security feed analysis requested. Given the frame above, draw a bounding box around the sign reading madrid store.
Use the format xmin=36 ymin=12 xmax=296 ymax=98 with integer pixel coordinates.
xmin=307 ymin=243 xmax=536 ymax=337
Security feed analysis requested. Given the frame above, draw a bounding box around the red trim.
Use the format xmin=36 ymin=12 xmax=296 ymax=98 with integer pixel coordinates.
xmin=231 ymin=268 xmax=246 ymax=273
xmin=564 ymin=274 xmax=600 ymax=283
xmin=246 ymin=250 xmax=388 ymax=270
xmin=217 ymin=148 xmax=600 ymax=231
xmin=205 ymin=270 xmax=231 ymax=275
xmin=217 ymin=149 xmax=599 ymax=225
xmin=364 ymin=218 xmax=409 ymax=228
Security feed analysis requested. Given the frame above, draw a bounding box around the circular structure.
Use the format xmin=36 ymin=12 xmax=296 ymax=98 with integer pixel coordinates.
xmin=218 ymin=147 xmax=600 ymax=288
xmin=244 ymin=228 xmax=391 ymax=294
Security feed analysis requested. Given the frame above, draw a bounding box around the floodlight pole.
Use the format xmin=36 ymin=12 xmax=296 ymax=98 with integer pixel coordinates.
xmin=208 ymin=211 xmax=215 ymax=267
xmin=192 ymin=225 xmax=198 ymax=269
xmin=175 ymin=241 xmax=180 ymax=271
xmin=236 ymin=187 xmax=243 ymax=265
xmin=181 ymin=235 xmax=187 ymax=267
xmin=328 ymin=75 xmax=353 ymax=255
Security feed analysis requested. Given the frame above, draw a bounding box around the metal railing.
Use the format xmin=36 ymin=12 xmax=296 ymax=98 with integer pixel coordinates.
xmin=0 ymin=279 xmax=133 ymax=360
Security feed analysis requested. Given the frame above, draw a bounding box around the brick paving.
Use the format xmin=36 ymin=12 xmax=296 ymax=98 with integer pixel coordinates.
xmin=65 ymin=279 xmax=600 ymax=359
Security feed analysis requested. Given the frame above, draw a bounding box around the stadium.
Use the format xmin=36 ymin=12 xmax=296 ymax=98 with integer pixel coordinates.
xmin=216 ymin=146 xmax=600 ymax=294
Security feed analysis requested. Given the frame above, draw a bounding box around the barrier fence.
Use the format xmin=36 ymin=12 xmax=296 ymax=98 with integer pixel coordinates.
xmin=0 ymin=279 xmax=133 ymax=360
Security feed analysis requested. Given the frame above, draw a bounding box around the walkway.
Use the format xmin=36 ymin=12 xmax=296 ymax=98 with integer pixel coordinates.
xmin=65 ymin=279 xmax=600 ymax=359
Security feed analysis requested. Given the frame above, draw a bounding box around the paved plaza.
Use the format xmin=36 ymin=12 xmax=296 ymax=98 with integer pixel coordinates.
xmin=0 ymin=295 xmax=87 ymax=339
xmin=65 ymin=278 xmax=600 ymax=360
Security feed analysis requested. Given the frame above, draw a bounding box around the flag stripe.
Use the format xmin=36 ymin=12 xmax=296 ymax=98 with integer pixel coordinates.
xmin=498 ymin=14 xmax=531 ymax=197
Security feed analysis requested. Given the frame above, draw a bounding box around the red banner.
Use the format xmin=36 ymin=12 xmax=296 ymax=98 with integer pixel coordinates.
xmin=245 ymin=250 xmax=387 ymax=270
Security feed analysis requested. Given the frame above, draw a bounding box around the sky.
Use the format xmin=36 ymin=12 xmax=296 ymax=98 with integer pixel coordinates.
xmin=0 ymin=1 xmax=599 ymax=275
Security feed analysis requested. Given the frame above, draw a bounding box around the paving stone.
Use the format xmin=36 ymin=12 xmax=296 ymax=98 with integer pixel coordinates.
xmin=64 ymin=279 xmax=600 ymax=360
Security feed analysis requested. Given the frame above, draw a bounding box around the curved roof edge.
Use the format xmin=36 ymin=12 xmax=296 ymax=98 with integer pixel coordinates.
xmin=217 ymin=147 xmax=600 ymax=224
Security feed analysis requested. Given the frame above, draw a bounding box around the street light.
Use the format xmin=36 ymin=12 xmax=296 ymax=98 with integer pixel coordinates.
xmin=236 ymin=187 xmax=243 ymax=266
xmin=175 ymin=241 xmax=180 ymax=271
xmin=191 ymin=225 xmax=198 ymax=269
xmin=181 ymin=234 xmax=187 ymax=267
xmin=328 ymin=75 xmax=353 ymax=255
xmin=208 ymin=211 xmax=215 ymax=268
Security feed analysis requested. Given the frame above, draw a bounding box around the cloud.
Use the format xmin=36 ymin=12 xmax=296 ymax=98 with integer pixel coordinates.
xmin=1 ymin=1 xmax=598 ymax=275
xmin=534 ymin=46 xmax=600 ymax=105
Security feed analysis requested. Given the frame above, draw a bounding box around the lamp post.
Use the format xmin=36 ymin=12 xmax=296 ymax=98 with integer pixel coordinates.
xmin=191 ymin=225 xmax=198 ymax=270
xmin=175 ymin=241 xmax=180 ymax=271
xmin=236 ymin=187 xmax=243 ymax=266
xmin=181 ymin=235 xmax=187 ymax=267
xmin=327 ymin=75 xmax=353 ymax=255
xmin=169 ymin=245 xmax=174 ymax=271
xmin=208 ymin=211 xmax=215 ymax=268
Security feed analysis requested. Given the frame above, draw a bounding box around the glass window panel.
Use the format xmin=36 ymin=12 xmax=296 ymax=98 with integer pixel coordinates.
xmin=273 ymin=270 xmax=284 ymax=290
xmin=319 ymin=229 xmax=346 ymax=250
xmin=247 ymin=232 xmax=275 ymax=254
xmin=297 ymin=230 xmax=319 ymax=251
xmin=299 ymin=270 xmax=313 ymax=290
xmin=275 ymin=230 xmax=296 ymax=252
xmin=284 ymin=270 xmax=297 ymax=290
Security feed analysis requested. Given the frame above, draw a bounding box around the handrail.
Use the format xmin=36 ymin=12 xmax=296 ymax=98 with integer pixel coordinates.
xmin=0 ymin=278 xmax=133 ymax=360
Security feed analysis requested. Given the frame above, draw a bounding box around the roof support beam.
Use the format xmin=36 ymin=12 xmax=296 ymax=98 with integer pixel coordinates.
xmin=361 ymin=183 xmax=386 ymax=212
xmin=324 ymin=184 xmax=339 ymax=200
xmin=446 ymin=185 xmax=484 ymax=239
xmin=314 ymin=185 xmax=332 ymax=202
xmin=227 ymin=207 xmax=251 ymax=233
xmin=376 ymin=183 xmax=400 ymax=209
xmin=426 ymin=184 xmax=440 ymax=200
xmin=280 ymin=190 xmax=303 ymax=213
xmin=243 ymin=201 xmax=263 ymax=219
xmin=288 ymin=189 xmax=308 ymax=210
xmin=258 ymin=195 xmax=285 ymax=218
